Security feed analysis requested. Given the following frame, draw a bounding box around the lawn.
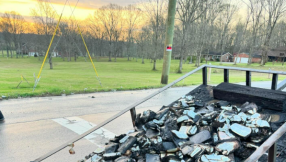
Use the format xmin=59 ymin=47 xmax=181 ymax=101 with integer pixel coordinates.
xmin=0 ymin=55 xmax=286 ymax=98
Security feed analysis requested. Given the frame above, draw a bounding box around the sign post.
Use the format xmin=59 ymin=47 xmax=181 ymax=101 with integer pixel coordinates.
xmin=161 ymin=0 xmax=177 ymax=84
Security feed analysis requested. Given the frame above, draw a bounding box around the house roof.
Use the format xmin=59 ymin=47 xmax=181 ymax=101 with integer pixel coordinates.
xmin=206 ymin=51 xmax=231 ymax=56
xmin=253 ymin=54 xmax=261 ymax=58
xmin=255 ymin=47 xmax=286 ymax=57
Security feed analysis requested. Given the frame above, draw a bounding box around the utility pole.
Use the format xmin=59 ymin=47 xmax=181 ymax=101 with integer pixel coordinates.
xmin=161 ymin=0 xmax=177 ymax=84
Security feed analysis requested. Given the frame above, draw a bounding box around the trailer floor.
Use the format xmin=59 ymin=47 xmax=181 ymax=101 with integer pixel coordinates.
xmin=1 ymin=82 xmax=286 ymax=162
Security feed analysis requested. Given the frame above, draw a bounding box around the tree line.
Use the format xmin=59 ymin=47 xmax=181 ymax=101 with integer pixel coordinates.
xmin=1 ymin=0 xmax=286 ymax=72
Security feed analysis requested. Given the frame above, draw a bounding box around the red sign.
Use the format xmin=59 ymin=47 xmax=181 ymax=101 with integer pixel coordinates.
xmin=166 ymin=45 xmax=172 ymax=51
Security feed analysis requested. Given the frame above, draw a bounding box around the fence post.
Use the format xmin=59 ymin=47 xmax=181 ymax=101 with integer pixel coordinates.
xmin=272 ymin=74 xmax=278 ymax=90
xmin=224 ymin=69 xmax=229 ymax=83
xmin=270 ymin=72 xmax=278 ymax=162
xmin=246 ymin=71 xmax=251 ymax=87
xmin=268 ymin=143 xmax=277 ymax=162
xmin=203 ymin=67 xmax=207 ymax=85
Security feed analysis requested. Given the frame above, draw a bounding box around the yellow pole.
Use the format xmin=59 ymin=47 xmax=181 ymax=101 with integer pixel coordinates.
xmin=36 ymin=14 xmax=63 ymax=79
xmin=77 ymin=24 xmax=99 ymax=77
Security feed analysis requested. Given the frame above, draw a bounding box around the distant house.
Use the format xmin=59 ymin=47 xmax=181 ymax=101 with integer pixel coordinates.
xmin=255 ymin=47 xmax=286 ymax=62
xmin=221 ymin=52 xmax=233 ymax=62
xmin=204 ymin=52 xmax=232 ymax=62
xmin=205 ymin=52 xmax=221 ymax=61
xmin=28 ymin=50 xmax=38 ymax=57
xmin=252 ymin=54 xmax=262 ymax=63
xmin=28 ymin=50 xmax=59 ymax=57
xmin=51 ymin=51 xmax=59 ymax=57
xmin=233 ymin=53 xmax=261 ymax=63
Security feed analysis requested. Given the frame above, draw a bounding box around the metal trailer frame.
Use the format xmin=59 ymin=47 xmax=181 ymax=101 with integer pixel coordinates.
xmin=32 ymin=65 xmax=286 ymax=162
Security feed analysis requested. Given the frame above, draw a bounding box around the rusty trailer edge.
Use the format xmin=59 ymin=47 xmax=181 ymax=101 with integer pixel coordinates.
xmin=245 ymin=122 xmax=286 ymax=162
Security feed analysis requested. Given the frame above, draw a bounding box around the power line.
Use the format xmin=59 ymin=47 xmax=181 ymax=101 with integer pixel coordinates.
xmin=48 ymin=0 xmax=84 ymax=56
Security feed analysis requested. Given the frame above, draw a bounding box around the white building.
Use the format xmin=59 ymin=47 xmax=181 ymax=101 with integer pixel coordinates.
xmin=28 ymin=51 xmax=58 ymax=57
xmin=28 ymin=50 xmax=38 ymax=57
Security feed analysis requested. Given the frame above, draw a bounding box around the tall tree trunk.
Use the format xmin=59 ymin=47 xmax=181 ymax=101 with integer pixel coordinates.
xmin=10 ymin=45 xmax=12 ymax=58
xmin=178 ymin=55 xmax=183 ymax=73
xmin=108 ymin=41 xmax=112 ymax=62
xmin=62 ymin=52 xmax=65 ymax=61
xmin=197 ymin=48 xmax=203 ymax=67
xmin=49 ymin=53 xmax=53 ymax=69
xmin=127 ymin=46 xmax=130 ymax=61
xmin=141 ymin=47 xmax=144 ymax=64
xmin=108 ymin=51 xmax=112 ymax=62
xmin=74 ymin=53 xmax=77 ymax=62
xmin=152 ymin=59 xmax=156 ymax=70
xmin=6 ymin=45 xmax=9 ymax=58
xmin=16 ymin=44 xmax=18 ymax=59
xmin=178 ymin=30 xmax=186 ymax=72
xmin=68 ymin=50 xmax=70 ymax=62
xmin=184 ymin=55 xmax=187 ymax=63
xmin=195 ymin=52 xmax=199 ymax=66
xmin=189 ymin=55 xmax=192 ymax=64
xmin=142 ymin=56 xmax=144 ymax=64
xmin=261 ymin=34 xmax=272 ymax=66
xmin=21 ymin=47 xmax=23 ymax=58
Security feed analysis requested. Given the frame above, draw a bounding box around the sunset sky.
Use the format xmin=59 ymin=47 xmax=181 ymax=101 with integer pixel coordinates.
xmin=0 ymin=0 xmax=137 ymax=21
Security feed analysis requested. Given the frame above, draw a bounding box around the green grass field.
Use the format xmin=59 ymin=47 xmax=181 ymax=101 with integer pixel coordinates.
xmin=1 ymin=55 xmax=286 ymax=98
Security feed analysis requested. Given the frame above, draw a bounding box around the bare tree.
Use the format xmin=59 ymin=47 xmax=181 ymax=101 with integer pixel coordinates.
xmin=142 ymin=0 xmax=167 ymax=70
xmin=125 ymin=5 xmax=142 ymax=61
xmin=260 ymin=0 xmax=286 ymax=65
xmin=113 ymin=21 xmax=123 ymax=62
xmin=240 ymin=0 xmax=263 ymax=65
xmin=218 ymin=1 xmax=238 ymax=64
xmin=176 ymin=0 xmax=210 ymax=72
xmin=0 ymin=12 xmax=26 ymax=58
xmin=135 ymin=27 xmax=151 ymax=64
xmin=31 ymin=0 xmax=57 ymax=69
xmin=233 ymin=18 xmax=250 ymax=65
xmin=0 ymin=15 xmax=12 ymax=58
xmin=204 ymin=1 xmax=223 ymax=65
xmin=96 ymin=4 xmax=123 ymax=62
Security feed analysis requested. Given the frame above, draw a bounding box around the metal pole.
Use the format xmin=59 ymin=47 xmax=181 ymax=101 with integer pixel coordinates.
xmin=161 ymin=0 xmax=177 ymax=84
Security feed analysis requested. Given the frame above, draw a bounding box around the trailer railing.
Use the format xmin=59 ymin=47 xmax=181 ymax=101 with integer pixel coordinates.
xmin=32 ymin=64 xmax=286 ymax=162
